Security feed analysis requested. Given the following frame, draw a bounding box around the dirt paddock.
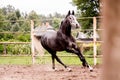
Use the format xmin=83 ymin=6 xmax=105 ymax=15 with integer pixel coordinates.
xmin=0 ymin=64 xmax=102 ymax=80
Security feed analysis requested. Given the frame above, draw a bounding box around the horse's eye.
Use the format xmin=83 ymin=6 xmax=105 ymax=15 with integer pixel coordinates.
xmin=65 ymin=20 xmax=68 ymax=23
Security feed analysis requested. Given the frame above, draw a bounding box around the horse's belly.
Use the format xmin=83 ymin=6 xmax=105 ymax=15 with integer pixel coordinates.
xmin=40 ymin=31 xmax=68 ymax=51
xmin=41 ymin=37 xmax=66 ymax=51
xmin=47 ymin=39 xmax=66 ymax=51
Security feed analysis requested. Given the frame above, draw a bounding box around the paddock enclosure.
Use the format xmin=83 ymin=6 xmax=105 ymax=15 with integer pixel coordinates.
xmin=0 ymin=17 xmax=102 ymax=80
xmin=0 ymin=17 xmax=102 ymax=64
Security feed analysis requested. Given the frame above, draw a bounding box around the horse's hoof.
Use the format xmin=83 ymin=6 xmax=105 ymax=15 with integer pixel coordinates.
xmin=53 ymin=68 xmax=58 ymax=71
xmin=90 ymin=69 xmax=93 ymax=72
xmin=89 ymin=66 xmax=93 ymax=72
xmin=66 ymin=67 xmax=72 ymax=72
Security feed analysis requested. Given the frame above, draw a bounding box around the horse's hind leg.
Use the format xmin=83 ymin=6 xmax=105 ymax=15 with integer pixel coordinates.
xmin=52 ymin=53 xmax=72 ymax=71
xmin=52 ymin=53 xmax=67 ymax=68
xmin=51 ymin=52 xmax=68 ymax=71
xmin=46 ymin=51 xmax=56 ymax=70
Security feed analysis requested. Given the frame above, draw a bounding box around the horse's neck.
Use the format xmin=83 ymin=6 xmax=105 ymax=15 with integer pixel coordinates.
xmin=59 ymin=25 xmax=72 ymax=36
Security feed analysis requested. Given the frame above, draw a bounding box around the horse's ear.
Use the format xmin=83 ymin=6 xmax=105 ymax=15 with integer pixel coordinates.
xmin=66 ymin=10 xmax=71 ymax=18
xmin=68 ymin=10 xmax=71 ymax=15
xmin=72 ymin=10 xmax=75 ymax=15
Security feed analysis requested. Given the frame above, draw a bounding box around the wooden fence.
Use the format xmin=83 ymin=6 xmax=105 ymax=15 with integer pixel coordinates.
xmin=0 ymin=17 xmax=103 ymax=65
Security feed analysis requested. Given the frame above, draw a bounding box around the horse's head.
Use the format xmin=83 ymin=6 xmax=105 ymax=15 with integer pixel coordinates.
xmin=65 ymin=10 xmax=81 ymax=29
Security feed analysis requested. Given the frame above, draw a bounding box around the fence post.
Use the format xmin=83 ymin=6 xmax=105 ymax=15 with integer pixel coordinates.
xmin=93 ymin=17 xmax=97 ymax=65
xmin=30 ymin=20 xmax=35 ymax=64
xmin=3 ymin=44 xmax=7 ymax=55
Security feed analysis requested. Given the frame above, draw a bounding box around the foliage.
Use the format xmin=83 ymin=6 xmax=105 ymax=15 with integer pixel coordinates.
xmin=16 ymin=33 xmax=30 ymax=42
xmin=10 ymin=23 xmax=20 ymax=32
xmin=0 ymin=5 xmax=65 ymax=32
xmin=7 ymin=12 xmax=17 ymax=24
xmin=0 ymin=33 xmax=14 ymax=41
xmin=0 ymin=4 xmax=101 ymax=56
xmin=7 ymin=44 xmax=31 ymax=55
xmin=82 ymin=43 xmax=102 ymax=55
xmin=0 ymin=5 xmax=66 ymax=55
xmin=19 ymin=21 xmax=30 ymax=32
xmin=72 ymin=0 xmax=100 ymax=29
xmin=15 ymin=9 xmax=21 ymax=19
xmin=0 ymin=33 xmax=30 ymax=42
xmin=28 ymin=10 xmax=40 ymax=26
xmin=0 ymin=9 xmax=6 ymax=31
xmin=0 ymin=45 xmax=4 ymax=54
xmin=52 ymin=18 xmax=61 ymax=29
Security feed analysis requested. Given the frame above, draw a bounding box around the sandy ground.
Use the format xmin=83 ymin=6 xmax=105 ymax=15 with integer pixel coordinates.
xmin=0 ymin=64 xmax=102 ymax=80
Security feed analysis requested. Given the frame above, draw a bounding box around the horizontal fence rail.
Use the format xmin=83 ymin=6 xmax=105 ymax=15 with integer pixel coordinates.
xmin=0 ymin=54 xmax=103 ymax=58
xmin=0 ymin=42 xmax=30 ymax=44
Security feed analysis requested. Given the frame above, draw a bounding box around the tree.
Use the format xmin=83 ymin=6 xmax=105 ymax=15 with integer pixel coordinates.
xmin=28 ymin=10 xmax=39 ymax=20
xmin=2 ymin=5 xmax=15 ymax=15
xmin=52 ymin=18 xmax=61 ymax=29
xmin=28 ymin=10 xmax=40 ymax=26
xmin=0 ymin=9 xmax=5 ymax=31
xmin=7 ymin=12 xmax=17 ymax=24
xmin=15 ymin=9 xmax=21 ymax=19
xmin=0 ymin=9 xmax=11 ymax=31
xmin=72 ymin=0 xmax=100 ymax=29
xmin=54 ymin=12 xmax=62 ymax=18
xmin=10 ymin=23 xmax=20 ymax=32
xmin=1 ymin=5 xmax=22 ymax=31
xmin=19 ymin=21 xmax=30 ymax=32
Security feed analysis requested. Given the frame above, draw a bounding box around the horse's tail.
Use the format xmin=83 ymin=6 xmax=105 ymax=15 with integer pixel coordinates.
xmin=33 ymin=35 xmax=44 ymax=56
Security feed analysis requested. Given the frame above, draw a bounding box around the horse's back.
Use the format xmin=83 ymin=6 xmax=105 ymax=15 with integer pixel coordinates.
xmin=41 ymin=30 xmax=57 ymax=39
xmin=40 ymin=30 xmax=58 ymax=50
xmin=40 ymin=30 xmax=68 ymax=51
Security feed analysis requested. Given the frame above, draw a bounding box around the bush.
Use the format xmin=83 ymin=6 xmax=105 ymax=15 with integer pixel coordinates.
xmin=1 ymin=33 xmax=14 ymax=41
xmin=78 ymin=42 xmax=102 ymax=55
xmin=0 ymin=45 xmax=4 ymax=54
xmin=7 ymin=44 xmax=31 ymax=55
xmin=16 ymin=33 xmax=30 ymax=42
xmin=83 ymin=47 xmax=93 ymax=55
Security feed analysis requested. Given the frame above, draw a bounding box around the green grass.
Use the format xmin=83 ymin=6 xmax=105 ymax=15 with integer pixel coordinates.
xmin=0 ymin=55 xmax=102 ymax=65
xmin=0 ymin=56 xmax=32 ymax=65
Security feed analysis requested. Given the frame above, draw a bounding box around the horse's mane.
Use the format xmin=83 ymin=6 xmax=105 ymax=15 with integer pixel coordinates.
xmin=59 ymin=20 xmax=63 ymax=29
xmin=59 ymin=17 xmax=72 ymax=36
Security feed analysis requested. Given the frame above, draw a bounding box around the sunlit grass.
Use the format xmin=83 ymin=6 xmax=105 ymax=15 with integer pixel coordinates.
xmin=0 ymin=56 xmax=32 ymax=65
xmin=0 ymin=55 xmax=101 ymax=65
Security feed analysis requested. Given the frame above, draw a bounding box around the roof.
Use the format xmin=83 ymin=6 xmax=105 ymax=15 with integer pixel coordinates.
xmin=33 ymin=26 xmax=54 ymax=36
xmin=76 ymin=32 xmax=100 ymax=41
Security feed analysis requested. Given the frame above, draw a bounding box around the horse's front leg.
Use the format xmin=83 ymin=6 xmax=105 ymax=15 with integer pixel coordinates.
xmin=66 ymin=47 xmax=88 ymax=67
xmin=66 ymin=43 xmax=93 ymax=71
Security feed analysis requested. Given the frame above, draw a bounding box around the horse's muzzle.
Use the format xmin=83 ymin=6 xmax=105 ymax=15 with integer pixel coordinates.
xmin=76 ymin=24 xmax=81 ymax=29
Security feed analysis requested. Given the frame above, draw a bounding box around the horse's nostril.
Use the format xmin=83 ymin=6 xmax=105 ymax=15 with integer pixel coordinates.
xmin=76 ymin=24 xmax=79 ymax=28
